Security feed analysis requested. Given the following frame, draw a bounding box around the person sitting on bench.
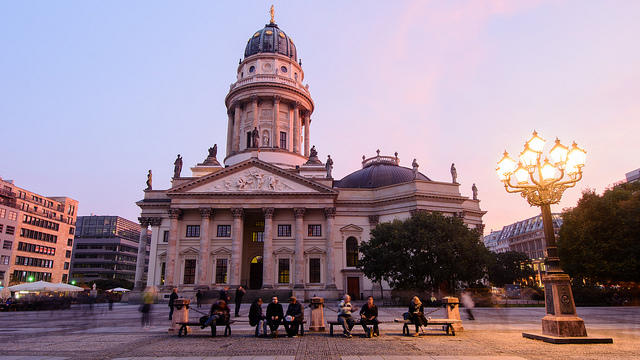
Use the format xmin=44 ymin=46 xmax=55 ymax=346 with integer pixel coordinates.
xmin=283 ymin=296 xmax=304 ymax=337
xmin=266 ymin=296 xmax=284 ymax=338
xmin=338 ymin=294 xmax=357 ymax=338
xmin=360 ymin=296 xmax=379 ymax=337
xmin=408 ymin=296 xmax=428 ymax=336
xmin=202 ymin=299 xmax=230 ymax=329
xmin=249 ymin=297 xmax=267 ymax=337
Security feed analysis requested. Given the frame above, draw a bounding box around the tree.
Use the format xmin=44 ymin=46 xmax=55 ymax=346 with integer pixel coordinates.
xmin=358 ymin=211 xmax=492 ymax=292
xmin=487 ymin=251 xmax=535 ymax=287
xmin=558 ymin=181 xmax=640 ymax=284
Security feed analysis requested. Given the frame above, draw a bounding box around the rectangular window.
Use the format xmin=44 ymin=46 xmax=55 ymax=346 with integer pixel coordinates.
xmin=69 ymin=227 xmax=74 ymax=235
xmin=0 ymin=224 xmax=3 ymax=232
xmin=8 ymin=211 xmax=17 ymax=221
xmin=62 ymin=274 xmax=68 ymax=283
xmin=278 ymin=258 xmax=290 ymax=284
xmin=65 ymin=250 xmax=71 ymax=258
xmin=252 ymin=231 xmax=264 ymax=242
xmin=1 ymin=255 xmax=9 ymax=265
xmin=160 ymin=262 xmax=166 ymax=285
xmin=309 ymin=258 xmax=321 ymax=284
xmin=64 ymin=262 xmax=69 ymax=270
xmin=277 ymin=224 xmax=291 ymax=237
xmin=216 ymin=225 xmax=231 ymax=237
xmin=280 ymin=131 xmax=287 ymax=149
xmin=67 ymin=239 xmax=73 ymax=246
xmin=185 ymin=225 xmax=200 ymax=238
xmin=247 ymin=132 xmax=252 ymax=148
xmin=215 ymin=258 xmax=228 ymax=284
xmin=163 ymin=230 xmax=169 ymax=242
xmin=0 ymin=208 xmax=5 ymax=218
xmin=6 ymin=226 xmax=15 ymax=235
xmin=3 ymin=240 xmax=12 ymax=250
xmin=183 ymin=259 xmax=196 ymax=284
xmin=308 ymin=224 xmax=322 ymax=237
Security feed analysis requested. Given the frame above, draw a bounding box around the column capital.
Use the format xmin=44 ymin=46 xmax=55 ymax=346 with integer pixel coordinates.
xmin=138 ymin=217 xmax=152 ymax=228
xmin=273 ymin=95 xmax=281 ymax=104
xmin=231 ymin=208 xmax=244 ymax=218
xmin=293 ymin=101 xmax=300 ymax=109
xmin=368 ymin=215 xmax=379 ymax=225
xmin=263 ymin=207 xmax=275 ymax=219
xmin=250 ymin=95 xmax=259 ymax=103
xmin=293 ymin=207 xmax=306 ymax=218
xmin=149 ymin=217 xmax=162 ymax=227
xmin=168 ymin=208 xmax=182 ymax=219
xmin=323 ymin=207 xmax=336 ymax=219
xmin=199 ymin=207 xmax=214 ymax=219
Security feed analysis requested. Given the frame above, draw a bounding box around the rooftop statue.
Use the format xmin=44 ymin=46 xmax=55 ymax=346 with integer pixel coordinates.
xmin=209 ymin=144 xmax=217 ymax=158
xmin=310 ymin=145 xmax=318 ymax=158
xmin=174 ymin=154 xmax=183 ymax=178
xmin=451 ymin=163 xmax=457 ymax=183
xmin=252 ymin=127 xmax=259 ymax=148
xmin=472 ymin=183 xmax=478 ymax=200
xmin=326 ymin=155 xmax=334 ymax=178
xmin=145 ymin=170 xmax=152 ymax=191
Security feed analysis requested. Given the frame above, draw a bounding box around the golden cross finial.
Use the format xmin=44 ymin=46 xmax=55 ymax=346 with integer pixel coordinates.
xmin=270 ymin=5 xmax=275 ymax=24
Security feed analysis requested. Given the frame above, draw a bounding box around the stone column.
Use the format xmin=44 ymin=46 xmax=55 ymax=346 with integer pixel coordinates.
xmin=165 ymin=208 xmax=182 ymax=288
xmin=293 ymin=103 xmax=300 ymax=154
xmin=293 ymin=208 xmax=305 ymax=288
xmin=226 ymin=111 xmax=233 ymax=155
xmin=324 ymin=208 xmax=336 ymax=289
xmin=233 ymin=102 xmax=241 ymax=152
xmin=230 ymin=208 xmax=244 ymax=286
xmin=197 ymin=208 xmax=213 ymax=287
xmin=262 ymin=207 xmax=275 ymax=288
xmin=273 ymin=96 xmax=280 ymax=148
xmin=134 ymin=217 xmax=151 ymax=290
xmin=304 ymin=113 xmax=310 ymax=157
xmin=252 ymin=96 xmax=259 ymax=131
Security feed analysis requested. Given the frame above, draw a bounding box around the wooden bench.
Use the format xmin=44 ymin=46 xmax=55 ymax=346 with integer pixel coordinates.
xmin=177 ymin=319 xmax=236 ymax=337
xmin=328 ymin=319 xmax=364 ymax=336
xmin=255 ymin=320 xmax=306 ymax=337
xmin=394 ymin=318 xmax=456 ymax=336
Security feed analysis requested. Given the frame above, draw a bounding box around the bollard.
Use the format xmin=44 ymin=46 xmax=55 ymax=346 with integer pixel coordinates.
xmin=309 ymin=296 xmax=325 ymax=332
xmin=169 ymin=298 xmax=190 ymax=334
xmin=442 ymin=296 xmax=464 ymax=332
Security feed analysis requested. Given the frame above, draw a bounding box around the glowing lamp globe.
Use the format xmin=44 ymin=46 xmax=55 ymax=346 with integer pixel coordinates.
xmin=520 ymin=145 xmax=539 ymax=168
xmin=527 ymin=131 xmax=546 ymax=153
xmin=541 ymin=159 xmax=558 ymax=181
xmin=549 ymin=138 xmax=569 ymax=165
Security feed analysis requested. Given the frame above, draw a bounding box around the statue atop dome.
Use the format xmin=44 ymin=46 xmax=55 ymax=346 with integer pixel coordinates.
xmin=270 ymin=5 xmax=275 ymax=24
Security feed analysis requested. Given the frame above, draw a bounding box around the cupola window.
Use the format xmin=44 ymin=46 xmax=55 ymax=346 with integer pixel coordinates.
xmin=249 ymin=66 xmax=255 ymax=73
xmin=280 ymin=66 xmax=287 ymax=73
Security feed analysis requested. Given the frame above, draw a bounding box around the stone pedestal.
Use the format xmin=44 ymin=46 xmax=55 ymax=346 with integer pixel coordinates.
xmin=168 ymin=299 xmax=190 ymax=334
xmin=309 ymin=296 xmax=325 ymax=332
xmin=443 ymin=296 xmax=464 ymax=332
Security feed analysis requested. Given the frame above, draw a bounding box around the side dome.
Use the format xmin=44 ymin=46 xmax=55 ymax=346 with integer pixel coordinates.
xmin=336 ymin=163 xmax=431 ymax=189
xmin=244 ymin=23 xmax=297 ymax=60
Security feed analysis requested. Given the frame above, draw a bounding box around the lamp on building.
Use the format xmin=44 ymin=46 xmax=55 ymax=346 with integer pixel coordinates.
xmin=496 ymin=131 xmax=592 ymax=340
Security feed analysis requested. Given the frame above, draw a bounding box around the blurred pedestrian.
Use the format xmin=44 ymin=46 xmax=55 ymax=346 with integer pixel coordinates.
xmin=196 ymin=290 xmax=203 ymax=308
xmin=141 ymin=288 xmax=153 ymax=328
xmin=234 ymin=285 xmax=246 ymax=317
xmin=461 ymin=291 xmax=475 ymax=320
xmin=168 ymin=288 xmax=178 ymax=320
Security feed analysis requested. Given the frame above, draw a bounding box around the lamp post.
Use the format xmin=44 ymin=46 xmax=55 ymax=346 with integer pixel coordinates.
xmin=497 ymin=131 xmax=589 ymax=339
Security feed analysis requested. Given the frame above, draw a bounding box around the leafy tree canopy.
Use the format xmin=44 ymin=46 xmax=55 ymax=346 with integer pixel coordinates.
xmin=487 ymin=251 xmax=535 ymax=287
xmin=358 ymin=211 xmax=491 ymax=292
xmin=558 ymin=181 xmax=640 ymax=283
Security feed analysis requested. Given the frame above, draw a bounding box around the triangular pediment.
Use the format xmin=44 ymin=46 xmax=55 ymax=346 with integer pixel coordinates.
xmin=340 ymin=224 xmax=364 ymax=233
xmin=274 ymin=247 xmax=295 ymax=255
xmin=212 ymin=247 xmax=232 ymax=256
xmin=179 ymin=247 xmax=199 ymax=255
xmin=168 ymin=158 xmax=336 ymax=195
xmin=304 ymin=246 xmax=326 ymax=255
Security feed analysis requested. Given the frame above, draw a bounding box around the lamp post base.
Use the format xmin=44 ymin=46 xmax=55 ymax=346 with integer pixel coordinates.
xmin=522 ymin=332 xmax=613 ymax=344
xmin=541 ymin=314 xmax=586 ymax=337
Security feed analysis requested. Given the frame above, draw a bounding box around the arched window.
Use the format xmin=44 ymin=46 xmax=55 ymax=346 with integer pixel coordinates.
xmin=346 ymin=237 xmax=358 ymax=267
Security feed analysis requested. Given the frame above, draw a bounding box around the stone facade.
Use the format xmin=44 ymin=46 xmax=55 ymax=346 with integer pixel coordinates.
xmin=137 ymin=17 xmax=485 ymax=300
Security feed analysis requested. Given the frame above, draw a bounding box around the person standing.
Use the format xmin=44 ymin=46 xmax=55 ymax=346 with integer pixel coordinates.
xmin=234 ymin=285 xmax=246 ymax=317
xmin=196 ymin=290 xmax=203 ymax=308
xmin=283 ymin=296 xmax=304 ymax=337
xmin=360 ymin=296 xmax=379 ymax=337
xmin=140 ymin=287 xmax=154 ymax=328
xmin=409 ymin=296 xmax=427 ymax=336
xmin=338 ymin=294 xmax=356 ymax=338
xmin=266 ymin=296 xmax=284 ymax=338
xmin=249 ymin=297 xmax=267 ymax=337
xmin=460 ymin=291 xmax=475 ymax=320
xmin=218 ymin=286 xmax=230 ymax=303
xmin=168 ymin=288 xmax=178 ymax=320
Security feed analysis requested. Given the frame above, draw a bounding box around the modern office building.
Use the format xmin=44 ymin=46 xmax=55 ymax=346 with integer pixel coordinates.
xmin=484 ymin=213 xmax=563 ymax=286
xmin=70 ymin=215 xmax=151 ymax=285
xmin=625 ymin=168 xmax=640 ymax=183
xmin=0 ymin=177 xmax=78 ymax=285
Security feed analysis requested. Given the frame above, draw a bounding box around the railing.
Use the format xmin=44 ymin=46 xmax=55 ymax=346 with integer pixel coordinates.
xmin=0 ymin=188 xmax=16 ymax=198
xmin=362 ymin=150 xmax=400 ymax=168
xmin=230 ymin=74 xmax=310 ymax=94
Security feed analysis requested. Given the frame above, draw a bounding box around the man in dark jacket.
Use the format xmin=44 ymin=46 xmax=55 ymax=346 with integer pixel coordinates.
xmin=168 ymin=288 xmax=178 ymax=320
xmin=249 ymin=298 xmax=267 ymax=337
xmin=202 ymin=299 xmax=230 ymax=329
xmin=218 ymin=287 xmax=230 ymax=303
xmin=265 ymin=296 xmax=284 ymax=337
xmin=234 ymin=285 xmax=246 ymax=317
xmin=195 ymin=290 xmax=203 ymax=308
xmin=283 ymin=296 xmax=304 ymax=337
xmin=360 ymin=296 xmax=379 ymax=337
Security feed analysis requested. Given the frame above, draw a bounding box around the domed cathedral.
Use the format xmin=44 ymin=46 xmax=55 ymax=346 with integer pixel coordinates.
xmin=137 ymin=10 xmax=485 ymax=301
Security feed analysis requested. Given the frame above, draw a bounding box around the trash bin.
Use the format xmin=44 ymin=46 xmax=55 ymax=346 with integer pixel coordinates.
xmin=309 ymin=296 xmax=325 ymax=332
xmin=169 ymin=298 xmax=190 ymax=334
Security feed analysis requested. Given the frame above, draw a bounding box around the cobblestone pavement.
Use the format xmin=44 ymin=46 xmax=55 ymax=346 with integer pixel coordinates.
xmin=0 ymin=304 xmax=638 ymax=360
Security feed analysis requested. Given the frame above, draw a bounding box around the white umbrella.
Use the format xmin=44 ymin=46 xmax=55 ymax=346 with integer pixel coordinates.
xmin=106 ymin=287 xmax=131 ymax=292
xmin=48 ymin=283 xmax=84 ymax=292
xmin=8 ymin=281 xmax=84 ymax=292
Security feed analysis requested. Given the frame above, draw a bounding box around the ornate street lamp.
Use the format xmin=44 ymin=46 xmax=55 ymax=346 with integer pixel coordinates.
xmin=497 ymin=131 xmax=590 ymax=340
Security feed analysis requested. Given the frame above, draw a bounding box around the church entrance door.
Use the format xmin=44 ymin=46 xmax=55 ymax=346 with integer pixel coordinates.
xmin=249 ymin=255 xmax=263 ymax=289
xmin=347 ymin=277 xmax=360 ymax=300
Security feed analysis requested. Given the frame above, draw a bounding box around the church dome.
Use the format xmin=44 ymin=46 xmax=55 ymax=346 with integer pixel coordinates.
xmin=244 ymin=23 xmax=297 ymax=60
xmin=335 ymin=154 xmax=430 ymax=189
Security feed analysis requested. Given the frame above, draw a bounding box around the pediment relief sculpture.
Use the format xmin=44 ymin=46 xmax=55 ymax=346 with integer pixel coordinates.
xmin=188 ymin=168 xmax=308 ymax=193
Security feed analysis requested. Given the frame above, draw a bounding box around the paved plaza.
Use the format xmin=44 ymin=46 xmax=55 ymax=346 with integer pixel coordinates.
xmin=0 ymin=304 xmax=638 ymax=360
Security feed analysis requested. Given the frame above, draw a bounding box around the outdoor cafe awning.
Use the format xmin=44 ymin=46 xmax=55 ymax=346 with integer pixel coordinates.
xmin=8 ymin=281 xmax=84 ymax=292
